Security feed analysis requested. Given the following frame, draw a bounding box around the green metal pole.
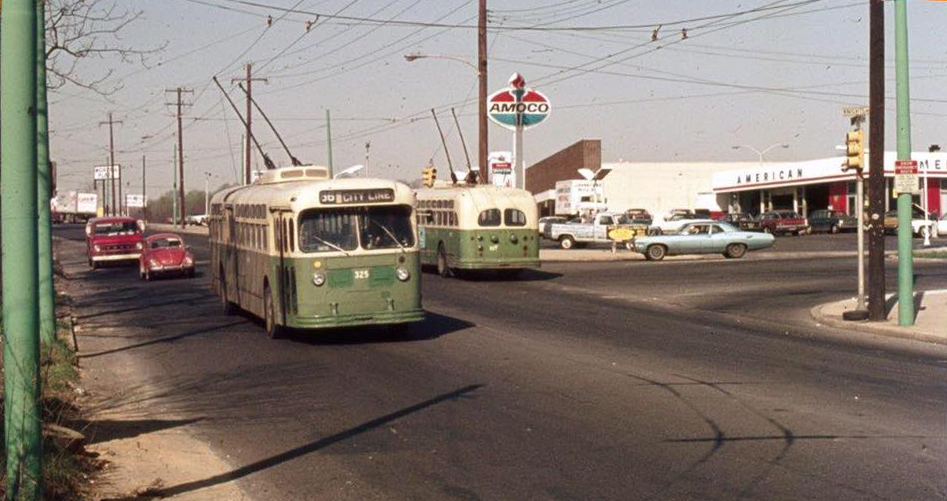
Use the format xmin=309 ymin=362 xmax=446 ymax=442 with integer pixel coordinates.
xmin=895 ymin=0 xmax=914 ymax=326
xmin=2 ymin=0 xmax=45 ymax=497
xmin=326 ymin=108 xmax=333 ymax=176
xmin=37 ymin=0 xmax=56 ymax=345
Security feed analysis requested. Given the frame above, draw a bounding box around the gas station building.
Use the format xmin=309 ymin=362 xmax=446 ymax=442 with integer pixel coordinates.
xmin=525 ymin=140 xmax=947 ymax=218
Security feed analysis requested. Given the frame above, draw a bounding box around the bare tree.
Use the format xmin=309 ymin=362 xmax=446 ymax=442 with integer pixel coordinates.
xmin=45 ymin=0 xmax=164 ymax=95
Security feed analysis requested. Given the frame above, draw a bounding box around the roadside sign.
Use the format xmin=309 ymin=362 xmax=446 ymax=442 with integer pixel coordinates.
xmin=893 ymin=160 xmax=920 ymax=195
xmin=842 ymin=106 xmax=869 ymax=117
xmin=487 ymin=87 xmax=550 ymax=131
xmin=607 ymin=227 xmax=635 ymax=242
xmin=94 ymin=165 xmax=120 ymax=180
xmin=489 ymin=151 xmax=514 ymax=188
xmin=125 ymin=194 xmax=146 ymax=208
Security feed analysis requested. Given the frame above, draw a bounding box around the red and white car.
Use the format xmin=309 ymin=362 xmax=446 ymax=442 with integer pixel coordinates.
xmin=86 ymin=217 xmax=144 ymax=269
xmin=139 ymin=233 xmax=195 ymax=280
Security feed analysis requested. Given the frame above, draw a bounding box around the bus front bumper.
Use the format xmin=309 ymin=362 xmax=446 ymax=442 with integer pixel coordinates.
xmin=453 ymin=259 xmax=541 ymax=270
xmin=291 ymin=308 xmax=425 ymax=329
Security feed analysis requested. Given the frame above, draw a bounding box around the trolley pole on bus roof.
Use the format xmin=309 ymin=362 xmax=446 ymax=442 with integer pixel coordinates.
xmin=326 ymin=109 xmax=334 ymax=177
xmin=37 ymin=0 xmax=57 ymax=345
xmin=2 ymin=0 xmax=44 ymax=496
xmin=894 ymin=0 xmax=915 ymax=326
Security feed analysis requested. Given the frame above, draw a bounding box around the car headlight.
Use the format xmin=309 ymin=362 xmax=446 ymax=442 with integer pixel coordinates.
xmin=93 ymin=244 xmax=101 ymax=252
xmin=184 ymin=256 xmax=193 ymax=266
xmin=136 ymin=242 xmax=143 ymax=250
xmin=149 ymin=259 xmax=160 ymax=268
xmin=313 ymin=272 xmax=326 ymax=286
xmin=396 ymin=267 xmax=410 ymax=282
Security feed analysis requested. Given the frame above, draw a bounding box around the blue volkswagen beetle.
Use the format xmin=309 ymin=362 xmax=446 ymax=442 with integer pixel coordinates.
xmin=633 ymin=221 xmax=775 ymax=261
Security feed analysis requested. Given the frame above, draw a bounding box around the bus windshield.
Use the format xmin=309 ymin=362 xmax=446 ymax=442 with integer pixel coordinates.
xmin=360 ymin=206 xmax=414 ymax=250
xmin=298 ymin=205 xmax=414 ymax=253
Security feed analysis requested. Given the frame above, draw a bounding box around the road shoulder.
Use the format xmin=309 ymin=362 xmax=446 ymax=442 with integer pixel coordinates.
xmin=810 ymin=289 xmax=947 ymax=346
xmin=55 ymin=236 xmax=248 ymax=501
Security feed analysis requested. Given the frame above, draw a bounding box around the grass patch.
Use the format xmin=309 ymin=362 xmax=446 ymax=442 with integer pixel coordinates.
xmin=915 ymin=250 xmax=947 ymax=259
xmin=1 ymin=317 xmax=97 ymax=500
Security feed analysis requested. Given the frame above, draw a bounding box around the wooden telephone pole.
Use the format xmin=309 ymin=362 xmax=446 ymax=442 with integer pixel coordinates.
xmin=99 ymin=112 xmax=122 ymax=216
xmin=166 ymin=87 xmax=193 ymax=226
xmin=232 ymin=63 xmax=268 ymax=184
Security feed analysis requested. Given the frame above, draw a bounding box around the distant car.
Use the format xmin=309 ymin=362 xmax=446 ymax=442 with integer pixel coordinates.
xmin=759 ymin=210 xmax=809 ymax=236
xmin=809 ymin=209 xmax=857 ymax=234
xmin=937 ymin=213 xmax=947 ymax=237
xmin=139 ymin=233 xmax=195 ymax=280
xmin=185 ymin=214 xmax=208 ymax=226
xmin=633 ymin=221 xmax=775 ymax=261
xmin=650 ymin=212 xmax=705 ymax=235
xmin=624 ymin=208 xmax=653 ymax=225
xmin=538 ymin=216 xmax=568 ymax=240
xmin=717 ymin=212 xmax=762 ymax=232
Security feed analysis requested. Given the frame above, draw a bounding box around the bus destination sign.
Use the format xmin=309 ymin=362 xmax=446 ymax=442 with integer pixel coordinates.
xmin=319 ymin=188 xmax=395 ymax=205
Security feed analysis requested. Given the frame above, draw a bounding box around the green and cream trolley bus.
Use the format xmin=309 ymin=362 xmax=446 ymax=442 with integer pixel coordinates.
xmin=416 ymin=183 xmax=540 ymax=277
xmin=209 ymin=166 xmax=423 ymax=337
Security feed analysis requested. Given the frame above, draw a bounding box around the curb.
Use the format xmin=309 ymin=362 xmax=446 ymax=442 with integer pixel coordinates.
xmin=809 ymin=299 xmax=947 ymax=347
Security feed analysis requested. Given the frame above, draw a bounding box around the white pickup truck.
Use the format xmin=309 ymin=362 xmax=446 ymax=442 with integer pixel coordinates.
xmin=547 ymin=212 xmax=648 ymax=250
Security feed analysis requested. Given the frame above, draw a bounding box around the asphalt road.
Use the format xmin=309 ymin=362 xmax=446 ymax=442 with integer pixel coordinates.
xmin=55 ymin=225 xmax=947 ymax=501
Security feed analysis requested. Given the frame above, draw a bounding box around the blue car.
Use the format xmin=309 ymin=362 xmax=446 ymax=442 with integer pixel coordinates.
xmin=633 ymin=221 xmax=775 ymax=261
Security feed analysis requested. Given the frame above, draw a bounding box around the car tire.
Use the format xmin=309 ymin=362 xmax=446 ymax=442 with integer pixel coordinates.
xmin=220 ymin=270 xmax=236 ymax=315
xmin=144 ymin=270 xmax=152 ymax=281
xmin=559 ymin=235 xmax=575 ymax=250
xmin=264 ymin=283 xmax=283 ymax=340
xmin=436 ymin=243 xmax=451 ymax=278
xmin=646 ymin=244 xmax=667 ymax=261
xmin=724 ymin=243 xmax=747 ymax=259
xmin=830 ymin=223 xmax=840 ymax=234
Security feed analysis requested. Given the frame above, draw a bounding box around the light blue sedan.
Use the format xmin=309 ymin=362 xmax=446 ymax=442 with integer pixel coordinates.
xmin=633 ymin=221 xmax=775 ymax=261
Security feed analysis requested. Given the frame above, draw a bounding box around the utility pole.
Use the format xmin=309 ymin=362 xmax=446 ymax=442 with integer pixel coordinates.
xmin=894 ymin=0 xmax=914 ymax=326
xmin=365 ymin=141 xmax=371 ymax=177
xmin=232 ymin=63 xmax=268 ymax=184
xmin=173 ymin=142 xmax=179 ymax=225
xmin=100 ymin=113 xmax=122 ymax=216
xmin=478 ymin=0 xmax=488 ymax=183
xmin=37 ymin=0 xmax=57 ymax=346
xmin=2 ymin=0 xmax=43 ymax=496
xmin=867 ymin=0 xmax=886 ymax=322
xmin=326 ymin=109 xmax=334 ymax=176
xmin=166 ymin=87 xmax=193 ymax=227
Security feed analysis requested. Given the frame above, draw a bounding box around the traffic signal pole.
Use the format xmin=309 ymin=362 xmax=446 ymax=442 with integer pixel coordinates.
xmin=2 ymin=0 xmax=45 ymax=497
xmin=37 ymin=0 xmax=57 ymax=345
xmin=894 ymin=0 xmax=915 ymax=326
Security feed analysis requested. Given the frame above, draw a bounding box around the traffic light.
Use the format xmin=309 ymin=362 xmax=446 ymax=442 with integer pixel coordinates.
xmin=422 ymin=166 xmax=437 ymax=187
xmin=843 ymin=130 xmax=864 ymax=172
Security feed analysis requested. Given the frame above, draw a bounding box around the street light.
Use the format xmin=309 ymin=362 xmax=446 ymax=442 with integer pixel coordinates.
xmin=405 ymin=52 xmax=486 ymax=182
xmin=732 ymin=143 xmax=789 ymax=164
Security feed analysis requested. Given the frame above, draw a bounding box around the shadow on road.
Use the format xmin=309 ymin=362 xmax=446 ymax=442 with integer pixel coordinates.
xmin=102 ymin=384 xmax=484 ymax=501
xmin=283 ymin=310 xmax=475 ymax=346
xmin=79 ymin=320 xmax=248 ymax=359
xmin=72 ymin=417 xmax=205 ymax=446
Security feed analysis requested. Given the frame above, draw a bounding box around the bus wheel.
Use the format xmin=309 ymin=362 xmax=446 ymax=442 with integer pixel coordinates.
xmin=220 ymin=270 xmax=236 ymax=315
xmin=437 ymin=244 xmax=451 ymax=278
xmin=264 ymin=284 xmax=283 ymax=339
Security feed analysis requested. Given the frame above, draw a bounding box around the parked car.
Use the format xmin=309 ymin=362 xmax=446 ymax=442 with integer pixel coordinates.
xmin=624 ymin=208 xmax=653 ymax=226
xmin=883 ymin=206 xmax=936 ymax=237
xmin=633 ymin=221 xmax=775 ymax=261
xmin=185 ymin=214 xmax=208 ymax=226
xmin=717 ymin=212 xmax=762 ymax=232
xmin=759 ymin=210 xmax=809 ymax=236
xmin=139 ymin=233 xmax=195 ymax=280
xmin=809 ymin=209 xmax=857 ymax=234
xmin=548 ymin=212 xmax=648 ymax=249
xmin=937 ymin=213 xmax=947 ymax=237
xmin=85 ymin=217 xmax=144 ymax=269
xmin=649 ymin=212 xmax=705 ymax=235
xmin=538 ymin=216 xmax=568 ymax=240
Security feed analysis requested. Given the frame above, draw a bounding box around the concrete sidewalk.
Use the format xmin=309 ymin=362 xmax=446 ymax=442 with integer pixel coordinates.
xmin=812 ymin=290 xmax=947 ymax=346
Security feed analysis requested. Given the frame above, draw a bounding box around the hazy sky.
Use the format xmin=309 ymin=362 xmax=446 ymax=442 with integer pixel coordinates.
xmin=49 ymin=0 xmax=947 ymax=195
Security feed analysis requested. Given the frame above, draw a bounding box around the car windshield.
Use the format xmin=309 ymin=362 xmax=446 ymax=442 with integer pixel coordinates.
xmin=93 ymin=221 xmax=138 ymax=235
xmin=151 ymin=238 xmax=182 ymax=249
xmin=299 ymin=205 xmax=414 ymax=253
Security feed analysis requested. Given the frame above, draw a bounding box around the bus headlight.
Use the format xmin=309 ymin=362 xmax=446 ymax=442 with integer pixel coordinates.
xmin=313 ymin=272 xmax=326 ymax=286
xmin=509 ymin=234 xmax=519 ymax=244
xmin=396 ymin=267 xmax=410 ymax=282
xmin=491 ymin=235 xmax=500 ymax=244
